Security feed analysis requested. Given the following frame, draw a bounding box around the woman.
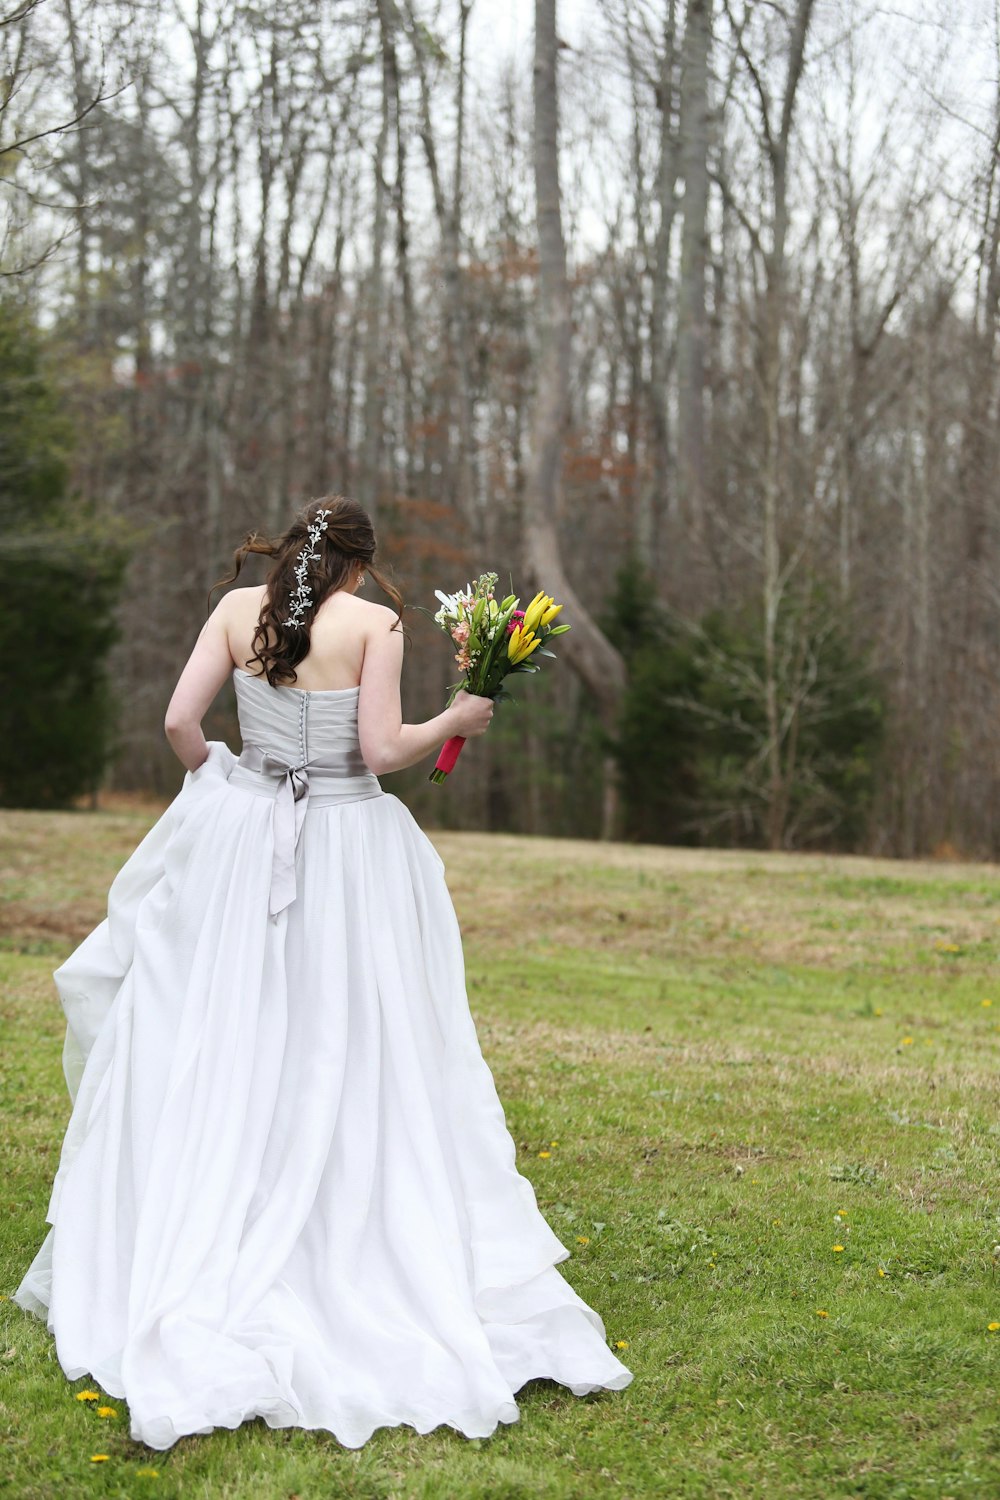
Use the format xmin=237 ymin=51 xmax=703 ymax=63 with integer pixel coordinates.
xmin=13 ymin=495 xmax=634 ymax=1451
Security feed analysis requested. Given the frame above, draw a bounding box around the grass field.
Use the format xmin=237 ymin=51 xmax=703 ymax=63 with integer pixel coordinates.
xmin=2 ymin=807 xmax=1000 ymax=1499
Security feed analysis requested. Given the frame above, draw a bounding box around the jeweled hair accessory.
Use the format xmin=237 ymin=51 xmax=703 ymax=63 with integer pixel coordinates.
xmin=284 ymin=507 xmax=332 ymax=628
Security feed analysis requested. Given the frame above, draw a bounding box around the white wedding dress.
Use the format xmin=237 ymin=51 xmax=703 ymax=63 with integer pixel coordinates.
xmin=14 ymin=666 xmax=633 ymax=1451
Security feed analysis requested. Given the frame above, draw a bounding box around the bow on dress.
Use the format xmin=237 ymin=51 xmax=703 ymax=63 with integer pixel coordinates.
xmin=253 ymin=749 xmax=311 ymax=917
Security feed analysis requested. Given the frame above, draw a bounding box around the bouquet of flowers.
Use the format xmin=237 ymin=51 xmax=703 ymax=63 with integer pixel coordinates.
xmin=426 ymin=571 xmax=570 ymax=783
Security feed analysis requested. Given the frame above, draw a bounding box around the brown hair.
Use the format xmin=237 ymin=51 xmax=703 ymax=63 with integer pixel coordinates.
xmin=209 ymin=494 xmax=405 ymax=687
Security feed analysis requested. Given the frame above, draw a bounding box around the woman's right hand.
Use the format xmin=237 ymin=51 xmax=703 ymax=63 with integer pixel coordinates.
xmin=448 ymin=689 xmax=495 ymax=738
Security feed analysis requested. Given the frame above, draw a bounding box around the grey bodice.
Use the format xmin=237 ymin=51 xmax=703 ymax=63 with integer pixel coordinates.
xmin=227 ymin=667 xmax=383 ymax=916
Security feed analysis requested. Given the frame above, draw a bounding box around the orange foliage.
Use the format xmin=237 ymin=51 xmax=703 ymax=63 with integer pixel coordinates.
xmin=378 ymin=494 xmax=471 ymax=574
xmin=133 ymin=360 xmax=203 ymax=387
xmin=463 ymin=241 xmax=539 ymax=284
xmin=403 ymin=535 xmax=469 ymax=566
xmin=564 ymin=438 xmax=638 ymax=488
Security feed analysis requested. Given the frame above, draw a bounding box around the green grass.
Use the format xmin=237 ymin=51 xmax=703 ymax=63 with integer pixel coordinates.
xmin=2 ymin=812 xmax=1000 ymax=1497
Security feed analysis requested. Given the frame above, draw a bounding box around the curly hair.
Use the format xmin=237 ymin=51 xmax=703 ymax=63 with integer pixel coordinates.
xmin=208 ymin=495 xmax=404 ymax=687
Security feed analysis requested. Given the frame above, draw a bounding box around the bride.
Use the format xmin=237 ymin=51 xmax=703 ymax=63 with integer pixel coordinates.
xmin=13 ymin=494 xmax=634 ymax=1451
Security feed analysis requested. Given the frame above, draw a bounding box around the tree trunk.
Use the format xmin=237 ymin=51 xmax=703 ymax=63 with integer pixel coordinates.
xmin=754 ymin=0 xmax=815 ymax=850
xmin=527 ymin=0 xmax=627 ymax=840
xmin=359 ymin=0 xmax=395 ymax=525
xmin=676 ymin=0 xmax=711 ymax=555
xmin=407 ymin=0 xmax=477 ymax=534
xmin=645 ymin=0 xmax=678 ymax=584
xmin=384 ymin=7 xmax=417 ymax=500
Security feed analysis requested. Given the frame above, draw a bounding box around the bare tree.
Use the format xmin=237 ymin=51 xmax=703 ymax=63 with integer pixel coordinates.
xmin=526 ymin=0 xmax=627 ymax=838
xmin=675 ymin=0 xmax=712 ymax=558
xmin=712 ymin=0 xmax=816 ymax=848
xmin=2 ymin=0 xmax=997 ymax=852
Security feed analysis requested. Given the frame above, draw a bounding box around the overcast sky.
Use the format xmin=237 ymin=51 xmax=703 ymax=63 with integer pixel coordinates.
xmin=465 ymin=0 xmax=596 ymax=87
xmin=467 ymin=0 xmax=533 ymax=76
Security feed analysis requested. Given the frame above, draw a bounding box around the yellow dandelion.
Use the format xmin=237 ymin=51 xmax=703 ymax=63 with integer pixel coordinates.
xmin=90 ymin=1455 xmax=110 ymax=1463
xmin=772 ymin=1218 xmax=781 ymax=1226
xmin=833 ymin=1244 xmax=845 ymax=1253
xmin=988 ymin=1322 xmax=1000 ymax=1332
xmin=75 ymin=1390 xmax=101 ymax=1402
xmin=751 ymin=1177 xmax=760 ymax=1184
xmin=815 ymin=1309 xmax=829 ymax=1318
xmin=135 ymin=1468 xmax=160 ymax=1478
xmin=874 ymin=1008 xmax=883 ymax=1016
xmin=550 ymin=1140 xmax=559 ymax=1147
xmin=878 ymin=1267 xmax=887 ymax=1278
xmin=934 ymin=940 xmax=960 ymax=953
xmin=615 ymin=1339 xmax=629 ymax=1349
xmin=96 ymin=1405 xmax=117 ymax=1418
xmin=576 ymin=1235 xmax=590 ymax=1244
xmin=836 ymin=1210 xmax=847 ymax=1218
xmin=537 ymin=1150 xmax=551 ymax=1158
xmin=982 ymin=999 xmax=993 ymax=1007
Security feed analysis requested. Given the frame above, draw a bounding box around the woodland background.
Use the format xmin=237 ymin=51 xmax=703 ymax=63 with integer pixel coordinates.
xmin=1 ymin=0 xmax=999 ymax=856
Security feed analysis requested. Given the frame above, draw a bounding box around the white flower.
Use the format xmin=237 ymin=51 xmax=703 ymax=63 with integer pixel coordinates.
xmin=433 ymin=588 xmax=464 ymax=617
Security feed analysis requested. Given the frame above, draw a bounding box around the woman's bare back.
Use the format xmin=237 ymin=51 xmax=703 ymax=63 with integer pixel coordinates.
xmin=225 ymin=584 xmax=397 ymax=692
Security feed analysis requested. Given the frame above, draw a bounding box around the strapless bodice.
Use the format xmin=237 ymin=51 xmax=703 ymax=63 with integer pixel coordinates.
xmin=227 ymin=667 xmax=383 ymax=916
xmin=231 ymin=666 xmax=372 ymax=776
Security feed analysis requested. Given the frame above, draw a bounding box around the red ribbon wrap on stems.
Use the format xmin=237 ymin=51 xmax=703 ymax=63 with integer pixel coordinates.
xmin=428 ymin=735 xmax=467 ymax=784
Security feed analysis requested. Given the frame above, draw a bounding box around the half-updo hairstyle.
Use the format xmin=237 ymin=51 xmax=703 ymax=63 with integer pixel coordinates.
xmin=209 ymin=495 xmax=405 ymax=687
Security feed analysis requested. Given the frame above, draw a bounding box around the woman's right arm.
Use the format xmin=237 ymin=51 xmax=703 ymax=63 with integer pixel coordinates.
xmin=357 ymin=608 xmax=494 ymax=776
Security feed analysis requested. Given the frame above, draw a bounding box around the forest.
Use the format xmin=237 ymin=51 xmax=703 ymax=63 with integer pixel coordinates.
xmin=1 ymin=0 xmax=998 ymax=856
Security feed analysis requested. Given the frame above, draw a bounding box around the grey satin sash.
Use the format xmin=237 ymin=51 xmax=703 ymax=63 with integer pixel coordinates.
xmin=229 ymin=745 xmax=383 ymax=916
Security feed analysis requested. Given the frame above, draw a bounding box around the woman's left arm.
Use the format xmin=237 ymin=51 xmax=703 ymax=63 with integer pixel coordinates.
xmin=164 ymin=595 xmax=236 ymax=771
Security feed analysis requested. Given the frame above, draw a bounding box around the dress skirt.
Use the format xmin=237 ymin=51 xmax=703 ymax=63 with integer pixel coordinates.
xmin=13 ymin=741 xmax=633 ymax=1449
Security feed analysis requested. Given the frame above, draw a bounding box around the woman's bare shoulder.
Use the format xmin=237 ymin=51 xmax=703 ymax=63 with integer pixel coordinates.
xmin=220 ymin=584 xmax=267 ymax=612
xmin=348 ymin=595 xmax=403 ymax=632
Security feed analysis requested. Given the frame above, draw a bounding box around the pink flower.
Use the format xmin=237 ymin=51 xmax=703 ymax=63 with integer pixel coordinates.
xmin=451 ymin=621 xmax=470 ymax=645
xmin=506 ymin=609 xmax=525 ymax=636
xmin=454 ymin=649 xmax=472 ymax=670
